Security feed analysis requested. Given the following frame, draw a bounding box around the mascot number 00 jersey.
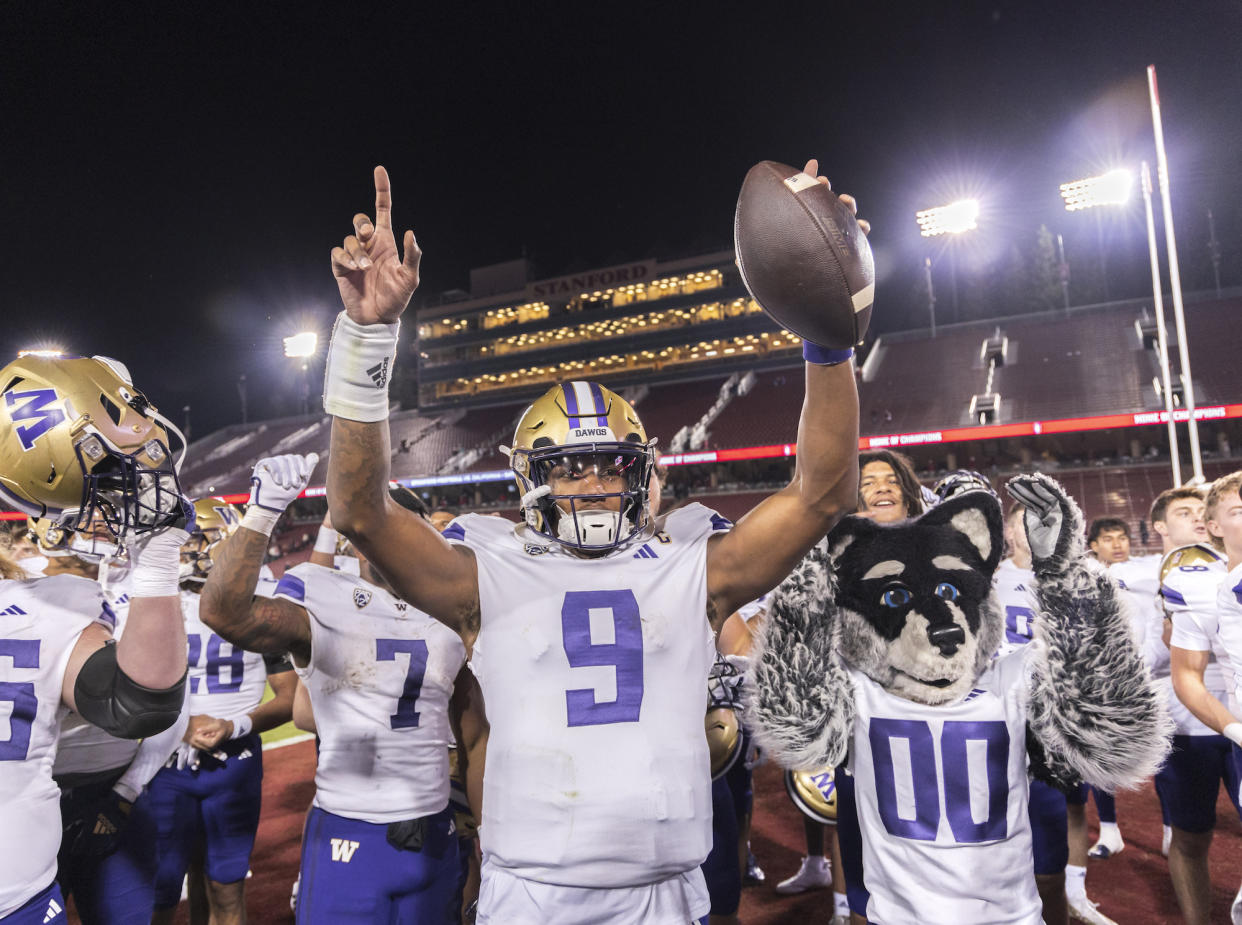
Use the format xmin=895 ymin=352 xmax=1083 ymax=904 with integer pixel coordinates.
xmin=445 ymin=505 xmax=724 ymax=888
xmin=0 ymin=574 xmax=114 ymax=917
xmin=848 ymin=651 xmax=1041 ymax=925
xmin=274 ymin=563 xmax=467 ymax=823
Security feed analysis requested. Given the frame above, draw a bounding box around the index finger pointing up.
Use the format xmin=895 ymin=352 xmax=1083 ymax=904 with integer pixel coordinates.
xmin=373 ymin=165 xmax=393 ymax=229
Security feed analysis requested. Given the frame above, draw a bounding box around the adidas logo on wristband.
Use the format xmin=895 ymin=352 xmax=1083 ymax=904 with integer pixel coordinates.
xmin=367 ymin=358 xmax=390 ymax=388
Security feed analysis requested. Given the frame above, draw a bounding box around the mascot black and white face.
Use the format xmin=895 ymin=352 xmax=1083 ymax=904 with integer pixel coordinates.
xmin=829 ymin=491 xmax=1004 ymax=705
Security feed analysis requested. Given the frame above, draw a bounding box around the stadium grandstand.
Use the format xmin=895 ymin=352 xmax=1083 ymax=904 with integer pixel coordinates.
xmin=158 ymin=279 xmax=1242 ymax=571
xmin=5 ymin=248 xmax=1241 ymax=574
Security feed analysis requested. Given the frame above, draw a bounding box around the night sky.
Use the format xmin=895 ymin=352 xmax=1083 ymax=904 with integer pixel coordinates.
xmin=6 ymin=2 xmax=1241 ymax=438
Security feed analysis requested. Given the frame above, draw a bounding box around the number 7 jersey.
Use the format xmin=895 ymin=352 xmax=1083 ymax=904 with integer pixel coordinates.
xmin=446 ymin=504 xmax=723 ymax=888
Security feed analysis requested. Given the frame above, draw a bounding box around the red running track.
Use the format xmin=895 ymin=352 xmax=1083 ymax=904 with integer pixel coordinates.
xmin=72 ymin=738 xmax=1242 ymax=923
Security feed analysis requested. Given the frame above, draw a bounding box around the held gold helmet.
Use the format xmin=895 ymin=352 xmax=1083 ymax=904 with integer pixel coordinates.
xmin=1159 ymin=543 xmax=1225 ymax=615
xmin=504 ymin=381 xmax=655 ymax=552
xmin=0 ymin=355 xmax=186 ymax=547
xmin=706 ymin=652 xmax=745 ymax=780
xmin=180 ymin=497 xmax=241 ymax=583
xmin=784 ymin=766 xmax=839 ymax=825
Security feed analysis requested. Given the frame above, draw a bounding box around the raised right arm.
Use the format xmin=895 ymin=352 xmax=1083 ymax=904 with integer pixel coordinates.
xmin=324 ymin=166 xmax=478 ymax=642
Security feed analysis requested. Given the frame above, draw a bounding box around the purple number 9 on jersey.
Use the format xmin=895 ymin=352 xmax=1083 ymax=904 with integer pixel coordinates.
xmin=562 ymin=590 xmax=644 ymax=727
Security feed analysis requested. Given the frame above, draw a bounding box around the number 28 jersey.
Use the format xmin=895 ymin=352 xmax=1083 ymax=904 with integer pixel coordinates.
xmin=182 ymin=590 xmax=270 ymax=718
xmin=446 ymin=504 xmax=724 ymax=888
xmin=847 ymin=649 xmax=1041 ymax=925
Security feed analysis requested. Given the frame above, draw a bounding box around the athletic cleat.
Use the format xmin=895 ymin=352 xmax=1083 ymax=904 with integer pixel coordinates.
xmin=290 ymin=874 xmax=300 ymax=914
xmin=775 ymin=855 xmax=832 ymax=894
xmin=744 ymin=848 xmax=765 ymax=885
xmin=1068 ymin=895 xmax=1119 ymax=925
xmin=1087 ymin=828 xmax=1124 ymax=859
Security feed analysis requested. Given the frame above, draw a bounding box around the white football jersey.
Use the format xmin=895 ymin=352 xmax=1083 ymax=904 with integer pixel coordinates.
xmin=0 ymin=575 xmax=113 ymax=917
xmin=446 ymin=504 xmax=723 ymax=887
xmin=1108 ymin=553 xmax=1162 ymax=649
xmin=182 ymin=590 xmax=269 ymax=718
xmin=847 ymin=654 xmax=1042 ymax=925
xmin=1202 ymin=562 xmax=1242 ymax=711
xmin=274 ymin=563 xmax=466 ymax=823
xmin=55 ymin=570 xmax=142 ymax=777
xmin=1160 ymin=550 xmax=1229 ymax=735
xmin=992 ymin=559 xmax=1037 ymax=658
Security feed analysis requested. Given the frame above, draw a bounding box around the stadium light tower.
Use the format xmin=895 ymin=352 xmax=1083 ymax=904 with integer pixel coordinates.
xmin=17 ymin=347 xmax=65 ymax=359
xmin=916 ymin=199 xmax=979 ymax=332
xmin=1059 ymin=168 xmax=1133 ymax=301
xmin=284 ymin=331 xmax=318 ymax=416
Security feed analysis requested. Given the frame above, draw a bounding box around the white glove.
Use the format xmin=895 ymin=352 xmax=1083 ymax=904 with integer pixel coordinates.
xmin=128 ymin=499 xmax=193 ymax=598
xmin=242 ymin=453 xmax=319 ymax=536
xmin=1007 ymin=475 xmax=1063 ymax=563
xmin=248 ymin=453 xmax=320 ymax=512
xmin=172 ymin=743 xmax=201 ymax=772
xmin=708 ymin=654 xmax=747 ymax=706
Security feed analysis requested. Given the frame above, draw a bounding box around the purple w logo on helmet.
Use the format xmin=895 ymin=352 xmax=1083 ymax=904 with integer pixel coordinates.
xmin=5 ymin=388 xmax=66 ymax=451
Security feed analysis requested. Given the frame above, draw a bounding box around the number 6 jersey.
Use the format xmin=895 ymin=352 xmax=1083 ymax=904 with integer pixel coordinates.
xmin=847 ymin=649 xmax=1042 ymax=925
xmin=445 ymin=504 xmax=723 ymax=888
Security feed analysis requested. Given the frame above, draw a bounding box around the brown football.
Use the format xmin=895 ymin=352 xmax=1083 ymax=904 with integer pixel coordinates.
xmin=734 ymin=160 xmax=875 ymax=350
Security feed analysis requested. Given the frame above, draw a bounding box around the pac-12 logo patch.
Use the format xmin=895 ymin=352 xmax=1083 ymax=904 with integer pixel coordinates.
xmin=352 ymin=588 xmax=372 ymax=609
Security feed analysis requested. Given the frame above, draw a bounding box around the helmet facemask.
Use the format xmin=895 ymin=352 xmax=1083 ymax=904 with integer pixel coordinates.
xmin=520 ymin=443 xmax=654 ymax=553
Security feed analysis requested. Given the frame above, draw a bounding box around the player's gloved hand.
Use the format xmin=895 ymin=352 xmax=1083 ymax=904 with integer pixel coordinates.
xmin=248 ymin=454 xmax=320 ymax=513
xmin=127 ymin=494 xmax=195 ymax=597
xmin=708 ymin=654 xmax=748 ymax=707
xmin=1006 ymin=473 xmax=1081 ymax=568
xmin=68 ymin=789 xmax=133 ymax=859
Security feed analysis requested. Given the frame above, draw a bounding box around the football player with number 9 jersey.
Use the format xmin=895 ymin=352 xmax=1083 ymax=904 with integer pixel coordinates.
xmin=321 ymin=165 xmax=863 ymax=924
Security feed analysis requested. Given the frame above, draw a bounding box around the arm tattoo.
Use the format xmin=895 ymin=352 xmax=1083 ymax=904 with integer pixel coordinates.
xmin=201 ymin=527 xmax=310 ymax=662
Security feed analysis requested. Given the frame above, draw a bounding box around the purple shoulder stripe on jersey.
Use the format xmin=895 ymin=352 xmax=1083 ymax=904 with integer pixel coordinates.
xmin=562 ymin=383 xmax=582 ymax=429
xmin=710 ymin=513 xmax=733 ymax=532
xmin=587 ymin=382 xmax=609 ymax=427
xmin=441 ymin=522 xmax=466 ymax=542
xmin=1161 ymin=584 xmax=1187 ymax=607
xmin=1234 ymin=579 xmax=1242 ymax=607
xmin=99 ymin=599 xmax=118 ymax=630
xmin=274 ymin=574 xmax=306 ymax=603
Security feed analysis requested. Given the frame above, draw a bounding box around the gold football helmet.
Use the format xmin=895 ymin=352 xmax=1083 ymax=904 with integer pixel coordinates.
xmin=706 ymin=706 xmax=743 ymax=780
xmin=785 ymin=766 xmax=839 ymax=825
xmin=180 ymin=497 xmax=241 ymax=583
xmin=0 ymin=355 xmax=186 ymax=547
xmin=1159 ymin=543 xmax=1225 ymax=614
xmin=505 ymin=381 xmax=655 ymax=551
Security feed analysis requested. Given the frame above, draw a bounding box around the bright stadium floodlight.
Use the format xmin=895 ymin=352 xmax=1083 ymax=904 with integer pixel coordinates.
xmin=915 ymin=199 xmax=979 ymax=237
xmin=283 ymin=331 xmax=318 ymax=358
xmin=1059 ymin=169 xmax=1133 ymax=211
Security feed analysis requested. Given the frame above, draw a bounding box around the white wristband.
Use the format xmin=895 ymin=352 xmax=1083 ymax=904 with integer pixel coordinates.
xmin=228 ymin=714 xmax=254 ymax=740
xmin=241 ymin=505 xmax=282 ymax=537
xmin=313 ymin=526 xmax=340 ymax=554
xmin=323 ymin=311 xmax=400 ymax=422
xmin=129 ymin=529 xmax=187 ymax=598
xmin=1224 ymin=722 xmax=1242 ymax=746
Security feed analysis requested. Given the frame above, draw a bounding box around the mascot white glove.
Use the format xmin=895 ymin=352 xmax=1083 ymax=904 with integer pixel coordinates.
xmin=1007 ymin=474 xmax=1065 ymax=564
xmin=242 ymin=453 xmax=320 ymax=536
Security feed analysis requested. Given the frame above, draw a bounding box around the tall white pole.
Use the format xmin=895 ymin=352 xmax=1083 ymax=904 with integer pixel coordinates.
xmin=1141 ymin=161 xmax=1181 ymax=486
xmin=1148 ymin=64 xmax=1204 ymax=481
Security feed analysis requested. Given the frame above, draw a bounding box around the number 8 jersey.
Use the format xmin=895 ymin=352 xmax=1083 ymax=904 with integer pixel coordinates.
xmin=847 ymin=648 xmax=1042 ymax=925
xmin=446 ymin=505 xmax=723 ymax=888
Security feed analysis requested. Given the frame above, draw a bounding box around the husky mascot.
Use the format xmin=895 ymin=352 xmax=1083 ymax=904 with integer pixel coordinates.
xmin=747 ymin=474 xmax=1169 ymax=924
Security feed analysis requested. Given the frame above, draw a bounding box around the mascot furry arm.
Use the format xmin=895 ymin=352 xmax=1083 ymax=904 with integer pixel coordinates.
xmin=747 ymin=473 xmax=1169 ymax=789
xmin=1012 ymin=473 xmax=1171 ymax=789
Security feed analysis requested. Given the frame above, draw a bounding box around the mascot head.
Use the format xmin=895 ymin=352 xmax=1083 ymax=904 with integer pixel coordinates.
xmin=828 ymin=489 xmax=1004 ymax=705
